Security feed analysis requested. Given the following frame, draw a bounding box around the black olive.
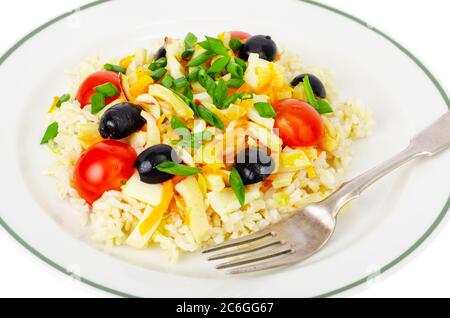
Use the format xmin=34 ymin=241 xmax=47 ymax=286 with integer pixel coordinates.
xmin=290 ymin=73 xmax=327 ymax=99
xmin=99 ymin=103 xmax=146 ymax=140
xmin=135 ymin=144 xmax=181 ymax=184
xmin=155 ymin=46 xmax=166 ymax=60
xmin=239 ymin=35 xmax=278 ymax=62
xmin=234 ymin=148 xmax=275 ymax=185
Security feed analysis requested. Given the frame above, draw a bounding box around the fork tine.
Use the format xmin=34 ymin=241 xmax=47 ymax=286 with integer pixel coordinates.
xmin=215 ymin=244 xmax=293 ymax=269
xmin=227 ymin=253 xmax=299 ymax=274
xmin=202 ymin=230 xmax=274 ymax=254
xmin=207 ymin=240 xmax=283 ymax=261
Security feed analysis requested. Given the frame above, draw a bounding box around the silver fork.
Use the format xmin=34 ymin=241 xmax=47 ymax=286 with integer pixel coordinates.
xmin=203 ymin=111 xmax=450 ymax=274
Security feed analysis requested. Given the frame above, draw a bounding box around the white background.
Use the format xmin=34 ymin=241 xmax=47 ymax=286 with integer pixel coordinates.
xmin=0 ymin=0 xmax=449 ymax=298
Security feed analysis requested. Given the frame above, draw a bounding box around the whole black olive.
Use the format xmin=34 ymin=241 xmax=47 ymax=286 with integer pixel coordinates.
xmin=135 ymin=144 xmax=181 ymax=184
xmin=291 ymin=73 xmax=327 ymax=99
xmin=99 ymin=103 xmax=146 ymax=140
xmin=239 ymin=35 xmax=278 ymax=62
xmin=234 ymin=148 xmax=275 ymax=185
xmin=155 ymin=46 xmax=166 ymax=60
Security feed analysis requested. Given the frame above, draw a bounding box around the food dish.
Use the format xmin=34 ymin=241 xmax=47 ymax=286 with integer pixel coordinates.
xmin=1 ymin=0 xmax=448 ymax=297
xmin=41 ymin=31 xmax=373 ymax=261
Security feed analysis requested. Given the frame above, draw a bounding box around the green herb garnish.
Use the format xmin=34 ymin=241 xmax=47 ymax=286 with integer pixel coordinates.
xmin=161 ymin=74 xmax=174 ymax=88
xmin=254 ymin=102 xmax=276 ymax=118
xmin=151 ymin=68 xmax=167 ymax=82
xmin=230 ymin=167 xmax=245 ymax=206
xmin=94 ymin=82 xmax=120 ymax=98
xmin=174 ymin=77 xmax=188 ymax=90
xmin=227 ymin=61 xmax=244 ymax=79
xmin=234 ymin=57 xmax=247 ymax=72
xmin=181 ymin=48 xmax=195 ymax=60
xmin=187 ymin=69 xmax=200 ymax=82
xmin=156 ymin=161 xmax=202 ymax=176
xmin=207 ymin=56 xmax=230 ymax=75
xmin=56 ymin=94 xmax=70 ymax=108
xmin=187 ymin=51 xmax=215 ymax=67
xmin=229 ymin=38 xmax=243 ymax=51
xmin=303 ymin=75 xmax=333 ymax=114
xmin=91 ymin=93 xmax=106 ymax=114
xmin=104 ymin=64 xmax=127 ymax=73
xmin=213 ymin=78 xmax=228 ymax=107
xmin=197 ymin=106 xmax=224 ymax=130
xmin=222 ymin=93 xmax=242 ymax=108
xmin=149 ymin=57 xmax=167 ymax=71
xmin=226 ymin=78 xmax=244 ymax=88
xmin=171 ymin=116 xmax=187 ymax=130
xmin=198 ymin=36 xmax=228 ymax=55
xmin=40 ymin=122 xmax=59 ymax=144
xmin=184 ymin=32 xmax=198 ymax=49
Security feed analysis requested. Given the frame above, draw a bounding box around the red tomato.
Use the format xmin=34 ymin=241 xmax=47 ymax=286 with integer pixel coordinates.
xmin=230 ymin=31 xmax=251 ymax=41
xmin=274 ymin=99 xmax=324 ymax=147
xmin=76 ymin=71 xmax=121 ymax=108
xmin=73 ymin=140 xmax=137 ymax=204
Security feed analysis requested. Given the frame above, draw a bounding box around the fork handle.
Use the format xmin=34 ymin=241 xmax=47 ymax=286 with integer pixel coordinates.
xmin=324 ymin=110 xmax=450 ymax=217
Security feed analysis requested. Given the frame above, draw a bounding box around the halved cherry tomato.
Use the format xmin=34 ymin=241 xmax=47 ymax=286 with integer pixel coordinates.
xmin=73 ymin=140 xmax=137 ymax=204
xmin=274 ymin=99 xmax=324 ymax=147
xmin=76 ymin=71 xmax=122 ymax=108
xmin=230 ymin=31 xmax=251 ymax=41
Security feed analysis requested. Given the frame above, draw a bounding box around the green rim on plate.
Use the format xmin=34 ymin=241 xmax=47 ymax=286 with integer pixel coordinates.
xmin=0 ymin=0 xmax=448 ymax=298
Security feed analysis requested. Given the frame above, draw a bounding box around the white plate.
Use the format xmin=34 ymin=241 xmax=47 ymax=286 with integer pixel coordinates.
xmin=0 ymin=0 xmax=449 ymax=298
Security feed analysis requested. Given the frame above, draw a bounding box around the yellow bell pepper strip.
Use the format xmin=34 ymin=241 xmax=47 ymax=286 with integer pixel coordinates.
xmin=139 ymin=180 xmax=174 ymax=235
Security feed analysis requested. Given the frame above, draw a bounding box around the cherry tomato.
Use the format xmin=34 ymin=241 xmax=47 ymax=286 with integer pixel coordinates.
xmin=230 ymin=31 xmax=251 ymax=41
xmin=73 ymin=140 xmax=137 ymax=204
xmin=274 ymin=99 xmax=324 ymax=147
xmin=76 ymin=71 xmax=122 ymax=108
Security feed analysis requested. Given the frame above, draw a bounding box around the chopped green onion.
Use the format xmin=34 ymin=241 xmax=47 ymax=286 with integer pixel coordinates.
xmin=254 ymin=102 xmax=276 ymax=118
xmin=56 ymin=94 xmax=70 ymax=108
xmin=171 ymin=116 xmax=187 ymax=130
xmin=230 ymin=167 xmax=245 ymax=206
xmin=183 ymin=86 xmax=193 ymax=100
xmin=234 ymin=57 xmax=247 ymax=72
xmin=156 ymin=161 xmax=202 ymax=176
xmin=149 ymin=57 xmax=167 ymax=71
xmin=191 ymin=130 xmax=214 ymax=149
xmin=198 ymin=36 xmax=228 ymax=55
xmin=227 ymin=78 xmax=244 ymax=88
xmin=161 ymin=74 xmax=174 ymax=88
xmin=187 ymin=69 xmax=200 ymax=82
xmin=197 ymin=68 xmax=217 ymax=97
xmin=197 ymin=106 xmax=224 ymax=130
xmin=303 ymin=75 xmax=333 ymax=114
xmin=214 ymin=78 xmax=228 ymax=107
xmin=174 ymin=77 xmax=188 ymax=89
xmin=184 ymin=32 xmax=198 ymax=48
xmin=104 ymin=63 xmax=127 ymax=73
xmin=207 ymin=56 xmax=230 ymax=75
xmin=40 ymin=122 xmax=59 ymax=144
xmin=187 ymin=51 xmax=215 ymax=67
xmin=222 ymin=93 xmax=242 ymax=108
xmin=94 ymin=82 xmax=120 ymax=98
xmin=240 ymin=91 xmax=254 ymax=100
xmin=229 ymin=38 xmax=243 ymax=51
xmin=90 ymin=93 xmax=106 ymax=114
xmin=151 ymin=68 xmax=167 ymax=82
xmin=315 ymin=99 xmax=334 ymax=114
xmin=181 ymin=48 xmax=195 ymax=60
xmin=227 ymin=61 xmax=244 ymax=79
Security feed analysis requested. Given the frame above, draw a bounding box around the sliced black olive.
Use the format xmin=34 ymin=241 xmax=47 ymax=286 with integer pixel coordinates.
xmin=291 ymin=73 xmax=327 ymax=99
xmin=99 ymin=103 xmax=146 ymax=140
xmin=239 ymin=35 xmax=278 ymax=62
xmin=135 ymin=144 xmax=181 ymax=184
xmin=234 ymin=148 xmax=275 ymax=185
xmin=155 ymin=46 xmax=166 ymax=60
